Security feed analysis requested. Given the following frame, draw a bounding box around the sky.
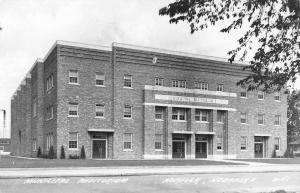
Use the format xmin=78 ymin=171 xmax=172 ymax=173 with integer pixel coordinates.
xmin=0 ymin=0 xmax=271 ymax=138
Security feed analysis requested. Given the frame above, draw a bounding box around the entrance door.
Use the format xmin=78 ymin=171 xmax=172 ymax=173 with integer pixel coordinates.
xmin=195 ymin=142 xmax=207 ymax=158
xmin=92 ymin=140 xmax=106 ymax=159
xmin=172 ymin=141 xmax=185 ymax=159
xmin=254 ymin=143 xmax=263 ymax=158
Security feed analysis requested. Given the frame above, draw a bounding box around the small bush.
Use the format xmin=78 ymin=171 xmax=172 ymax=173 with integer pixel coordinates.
xmin=60 ymin=145 xmax=66 ymax=159
xmin=271 ymin=148 xmax=277 ymax=158
xmin=48 ymin=146 xmax=55 ymax=159
xmin=69 ymin=154 xmax=80 ymax=159
xmin=37 ymin=147 xmax=42 ymax=158
xmin=80 ymin=145 xmax=86 ymax=159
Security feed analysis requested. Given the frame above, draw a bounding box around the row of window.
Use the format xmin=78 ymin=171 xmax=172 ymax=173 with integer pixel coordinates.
xmin=241 ymin=113 xmax=281 ymax=126
xmin=64 ymin=71 xmax=282 ymax=101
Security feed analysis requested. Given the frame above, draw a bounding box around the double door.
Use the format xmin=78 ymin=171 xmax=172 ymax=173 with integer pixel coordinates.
xmin=92 ymin=140 xmax=106 ymax=159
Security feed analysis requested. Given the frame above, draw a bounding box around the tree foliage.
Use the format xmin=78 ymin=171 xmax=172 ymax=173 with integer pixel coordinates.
xmin=60 ymin=145 xmax=66 ymax=159
xmin=159 ymin=0 xmax=300 ymax=92
xmin=287 ymin=90 xmax=300 ymax=143
xmin=80 ymin=145 xmax=86 ymax=159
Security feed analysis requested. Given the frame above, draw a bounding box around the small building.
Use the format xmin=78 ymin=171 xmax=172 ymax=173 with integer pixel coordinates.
xmin=0 ymin=138 xmax=11 ymax=155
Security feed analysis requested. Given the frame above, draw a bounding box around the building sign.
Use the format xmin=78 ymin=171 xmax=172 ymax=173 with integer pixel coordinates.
xmin=155 ymin=94 xmax=228 ymax=105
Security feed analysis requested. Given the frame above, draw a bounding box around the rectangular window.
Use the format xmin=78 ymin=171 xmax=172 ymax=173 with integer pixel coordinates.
xmin=195 ymin=109 xmax=209 ymax=122
xmin=155 ymin=78 xmax=164 ymax=86
xmin=172 ymin=108 xmax=186 ymax=121
xmin=240 ymin=89 xmax=247 ymax=98
xmin=195 ymin=82 xmax=208 ymax=90
xmin=258 ymin=113 xmax=265 ymax=125
xmin=172 ymin=80 xmax=186 ymax=88
xmin=68 ymin=103 xmax=78 ymax=116
xmin=274 ymin=137 xmax=280 ymax=151
xmin=274 ymin=92 xmax=281 ymax=101
xmin=258 ymin=91 xmax=265 ymax=100
xmin=217 ymin=111 xmax=226 ymax=123
xmin=69 ymin=70 xmax=79 ymax=84
xmin=241 ymin=136 xmax=247 ymax=150
xmin=155 ymin=107 xmax=163 ymax=120
xmin=240 ymin=112 xmax=247 ymax=124
xmin=124 ymin=75 xmax=132 ymax=88
xmin=123 ymin=133 xmax=132 ymax=150
xmin=46 ymin=74 xmax=54 ymax=91
xmin=217 ymin=84 xmax=224 ymax=92
xmin=33 ymin=98 xmax=37 ymax=117
xmin=46 ymin=105 xmax=54 ymax=120
xmin=69 ymin=132 xmax=78 ymax=149
xmin=46 ymin=133 xmax=53 ymax=151
xmin=95 ymin=73 xmax=105 ymax=86
xmin=124 ymin=105 xmax=132 ymax=118
xmin=95 ymin=104 xmax=104 ymax=118
xmin=217 ymin=135 xmax=223 ymax=150
xmin=32 ymin=139 xmax=37 ymax=151
xmin=274 ymin=115 xmax=280 ymax=126
xmin=155 ymin=134 xmax=163 ymax=150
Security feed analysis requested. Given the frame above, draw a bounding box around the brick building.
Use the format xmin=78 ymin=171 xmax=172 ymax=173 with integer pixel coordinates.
xmin=10 ymin=41 xmax=287 ymax=159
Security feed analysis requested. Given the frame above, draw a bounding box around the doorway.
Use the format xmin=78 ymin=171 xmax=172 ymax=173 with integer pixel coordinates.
xmin=195 ymin=142 xmax=207 ymax=158
xmin=92 ymin=140 xmax=106 ymax=159
xmin=254 ymin=143 xmax=263 ymax=158
xmin=172 ymin=141 xmax=185 ymax=159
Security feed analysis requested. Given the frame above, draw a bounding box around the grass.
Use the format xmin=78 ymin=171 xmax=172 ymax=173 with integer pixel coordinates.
xmin=232 ymin=158 xmax=300 ymax=164
xmin=0 ymin=156 xmax=242 ymax=168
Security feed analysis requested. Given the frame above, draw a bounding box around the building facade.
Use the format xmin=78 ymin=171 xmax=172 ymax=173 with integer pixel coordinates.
xmin=11 ymin=41 xmax=287 ymax=159
xmin=0 ymin=138 xmax=11 ymax=154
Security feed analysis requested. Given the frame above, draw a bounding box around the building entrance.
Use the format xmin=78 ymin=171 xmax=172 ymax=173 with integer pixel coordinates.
xmin=172 ymin=141 xmax=185 ymax=159
xmin=92 ymin=140 xmax=106 ymax=159
xmin=195 ymin=142 xmax=207 ymax=158
xmin=254 ymin=143 xmax=263 ymax=158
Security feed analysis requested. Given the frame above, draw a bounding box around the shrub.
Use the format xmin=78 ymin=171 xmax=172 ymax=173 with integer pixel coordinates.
xmin=69 ymin=154 xmax=80 ymax=159
xmin=271 ymin=148 xmax=277 ymax=158
xmin=48 ymin=146 xmax=55 ymax=159
xmin=60 ymin=145 xmax=66 ymax=159
xmin=80 ymin=145 xmax=86 ymax=159
xmin=37 ymin=147 xmax=42 ymax=158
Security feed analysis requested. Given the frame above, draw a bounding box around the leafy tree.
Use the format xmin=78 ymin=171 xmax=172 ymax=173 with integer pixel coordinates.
xmin=48 ymin=146 xmax=55 ymax=159
xmin=159 ymin=0 xmax=300 ymax=92
xmin=271 ymin=147 xmax=277 ymax=158
xmin=37 ymin=146 xmax=42 ymax=158
xmin=60 ymin=145 xmax=66 ymax=159
xmin=80 ymin=145 xmax=86 ymax=159
xmin=287 ymin=90 xmax=300 ymax=143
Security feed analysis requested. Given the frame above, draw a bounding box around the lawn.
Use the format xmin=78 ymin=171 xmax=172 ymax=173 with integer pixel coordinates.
xmin=232 ymin=158 xmax=300 ymax=164
xmin=0 ymin=156 xmax=242 ymax=168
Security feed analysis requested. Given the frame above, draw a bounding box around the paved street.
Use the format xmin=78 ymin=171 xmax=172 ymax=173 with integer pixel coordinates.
xmin=0 ymin=171 xmax=300 ymax=193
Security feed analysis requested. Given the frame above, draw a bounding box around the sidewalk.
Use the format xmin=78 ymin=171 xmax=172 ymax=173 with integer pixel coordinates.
xmin=1 ymin=163 xmax=300 ymax=179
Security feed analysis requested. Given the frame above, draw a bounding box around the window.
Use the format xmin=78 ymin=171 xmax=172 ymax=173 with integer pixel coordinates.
xmin=240 ymin=89 xmax=247 ymax=98
xmin=124 ymin=105 xmax=132 ymax=118
xmin=33 ymin=98 xmax=37 ymax=117
xmin=172 ymin=108 xmax=186 ymax=121
xmin=258 ymin=113 xmax=265 ymax=125
xmin=155 ymin=107 xmax=163 ymax=120
xmin=274 ymin=115 xmax=280 ymax=126
xmin=95 ymin=104 xmax=104 ymax=118
xmin=32 ymin=139 xmax=37 ymax=151
xmin=124 ymin=75 xmax=132 ymax=88
xmin=155 ymin=78 xmax=164 ymax=86
xmin=217 ymin=84 xmax=224 ymax=92
xmin=195 ymin=82 xmax=208 ymax=90
xmin=195 ymin=109 xmax=209 ymax=122
xmin=46 ymin=133 xmax=53 ymax=151
xmin=217 ymin=135 xmax=223 ymax=150
xmin=68 ymin=103 xmax=78 ymax=116
xmin=95 ymin=73 xmax=105 ymax=86
xmin=217 ymin=111 xmax=226 ymax=123
xmin=274 ymin=92 xmax=281 ymax=101
xmin=258 ymin=91 xmax=265 ymax=100
xmin=240 ymin=136 xmax=247 ymax=150
xmin=69 ymin=70 xmax=79 ymax=84
xmin=123 ymin=133 xmax=132 ymax=150
xmin=274 ymin=137 xmax=280 ymax=151
xmin=240 ymin=112 xmax=247 ymax=124
xmin=172 ymin=80 xmax=186 ymax=88
xmin=69 ymin=132 xmax=78 ymax=149
xmin=46 ymin=74 xmax=54 ymax=91
xmin=46 ymin=105 xmax=54 ymax=120
xmin=155 ymin=134 xmax=163 ymax=150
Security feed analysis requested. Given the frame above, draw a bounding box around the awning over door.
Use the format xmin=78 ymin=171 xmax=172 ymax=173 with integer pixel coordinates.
xmin=172 ymin=131 xmax=193 ymax=134
xmin=195 ymin=131 xmax=216 ymax=135
xmin=88 ymin=128 xmax=115 ymax=132
xmin=254 ymin=133 xmax=271 ymax=137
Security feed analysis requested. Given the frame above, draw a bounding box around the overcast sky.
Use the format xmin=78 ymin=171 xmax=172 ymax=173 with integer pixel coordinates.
xmin=0 ymin=0 xmax=274 ymax=138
